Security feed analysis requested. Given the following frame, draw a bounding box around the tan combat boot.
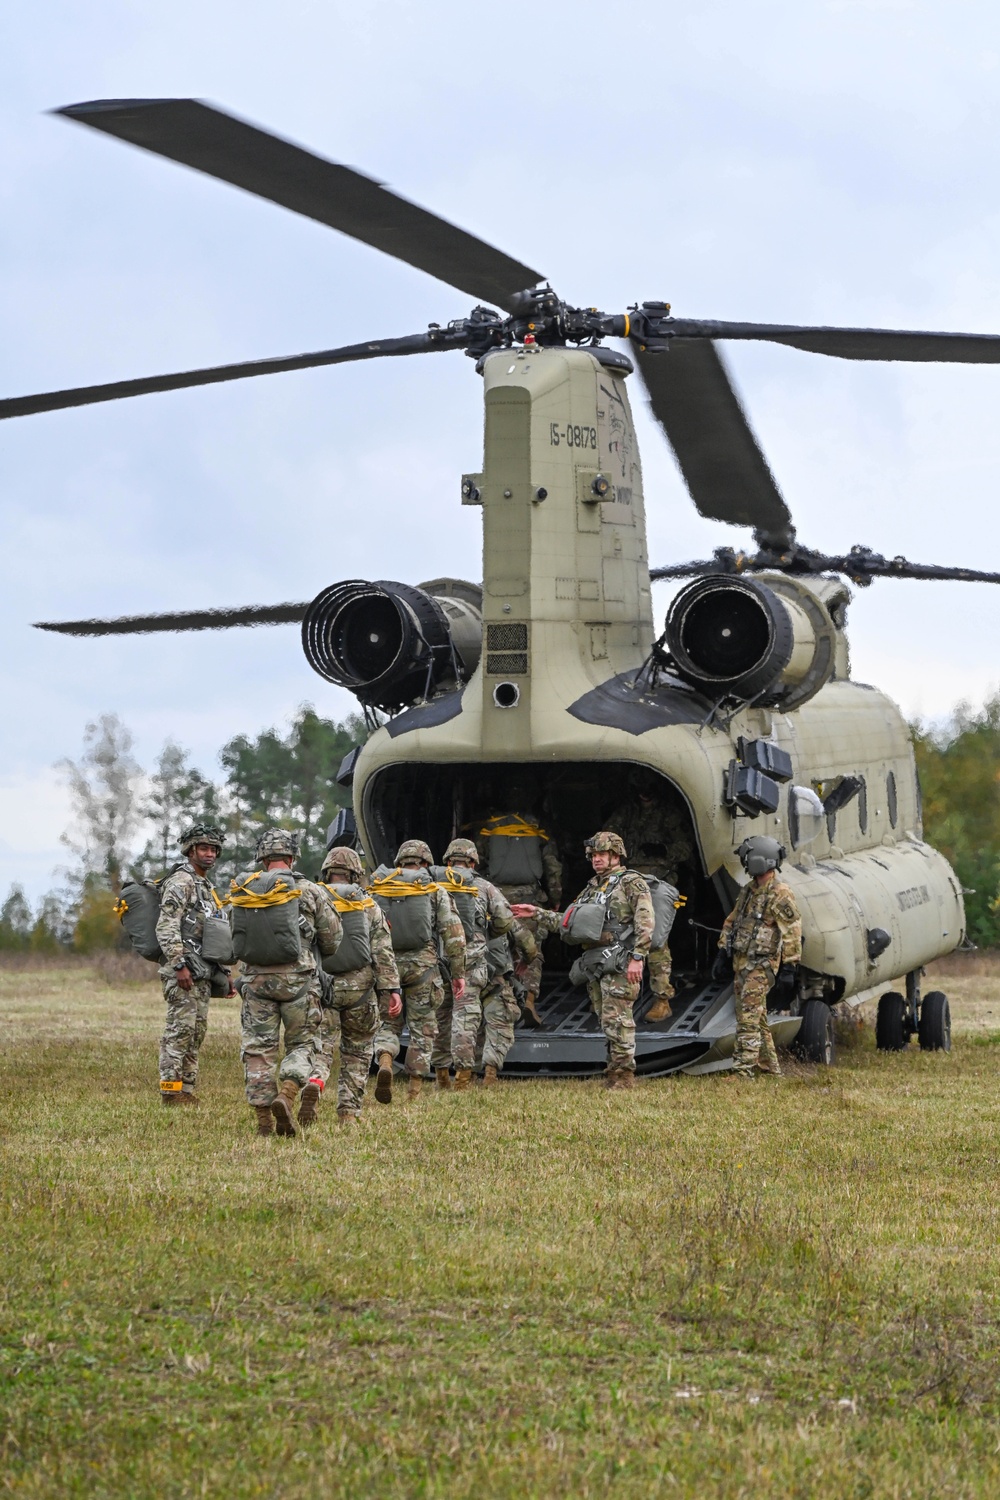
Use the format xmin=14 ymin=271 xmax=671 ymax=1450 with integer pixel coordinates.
xmin=482 ymin=1065 xmax=499 ymax=1088
xmin=406 ymin=1075 xmax=422 ymax=1102
xmin=616 ymin=1070 xmax=635 ymax=1090
xmin=271 ymin=1078 xmax=300 ymax=1136
xmin=454 ymin=1068 xmax=473 ymax=1091
xmin=645 ymin=997 xmax=673 ymax=1022
xmin=604 ymin=1068 xmax=621 ymax=1090
xmin=178 ymin=1089 xmax=199 ymax=1105
xmin=254 ymin=1105 xmax=274 ymax=1137
xmin=298 ymin=1079 xmax=322 ymax=1125
xmin=160 ymin=1081 xmax=183 ymax=1107
xmin=435 ymin=1067 xmax=452 ymax=1091
xmin=374 ymin=1052 xmax=394 ymax=1105
xmin=523 ymin=991 xmax=544 ymax=1028
xmin=337 ymin=1109 xmax=359 ymax=1126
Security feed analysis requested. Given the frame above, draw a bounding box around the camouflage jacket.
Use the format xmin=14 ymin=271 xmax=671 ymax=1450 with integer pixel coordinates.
xmin=475 ymin=811 xmax=563 ymax=906
xmin=605 ymin=798 xmax=694 ymax=884
xmin=242 ymin=877 xmax=343 ymax=979
xmin=155 ymin=863 xmax=221 ymax=968
xmin=720 ymin=876 xmax=802 ymax=968
xmin=537 ymin=867 xmax=655 ymax=958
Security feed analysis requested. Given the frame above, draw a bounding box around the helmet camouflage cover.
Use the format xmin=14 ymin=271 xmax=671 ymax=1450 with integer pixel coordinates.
xmin=322 ymin=845 xmax=364 ymax=880
xmin=256 ymin=827 xmax=299 ymax=863
xmin=585 ymin=830 xmax=627 ymax=860
xmin=396 ymin=838 xmax=434 ymax=866
xmin=737 ymin=835 xmax=786 ymax=875
xmin=443 ymin=838 xmax=479 ymax=865
xmin=179 ymin=822 xmax=224 ymax=854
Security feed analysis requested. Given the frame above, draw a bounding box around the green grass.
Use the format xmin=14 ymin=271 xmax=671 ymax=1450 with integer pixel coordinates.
xmin=2 ymin=963 xmax=1000 ymax=1497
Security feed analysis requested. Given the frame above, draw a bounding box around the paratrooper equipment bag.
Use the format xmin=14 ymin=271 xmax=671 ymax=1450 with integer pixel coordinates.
xmin=115 ymin=878 xmax=167 ymax=962
xmin=209 ymin=969 xmax=232 ymax=998
xmin=560 ymin=902 xmax=608 ymax=946
xmin=478 ymin=815 xmax=546 ymax=887
xmin=485 ymin=932 xmax=514 ymax=980
xmin=646 ymin=877 xmax=681 ymax=950
xmin=200 ymin=891 xmax=235 ymax=964
xmin=569 ymin=944 xmax=628 ymax=987
xmin=369 ymin=866 xmax=438 ymax=955
xmin=229 ymin=869 xmax=303 ymax=966
xmin=430 ymin=865 xmax=480 ymax=941
xmin=321 ymin=883 xmax=374 ymax=974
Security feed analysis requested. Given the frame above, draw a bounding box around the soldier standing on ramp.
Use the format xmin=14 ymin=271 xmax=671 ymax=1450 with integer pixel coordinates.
xmin=155 ymin=822 xmax=231 ymax=1107
xmin=230 ymin=828 xmax=343 ymax=1136
xmin=302 ymin=845 xmax=402 ymax=1126
xmin=370 ymin=839 xmax=466 ymax=1104
xmin=477 ymin=790 xmax=561 ymax=1028
xmin=718 ymin=836 xmax=802 ymax=1079
xmin=514 ymin=831 xmax=653 ymax=1089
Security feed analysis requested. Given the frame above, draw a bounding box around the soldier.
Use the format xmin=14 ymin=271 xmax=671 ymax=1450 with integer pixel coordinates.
xmin=717 ymin=836 xmax=802 ymax=1079
xmin=370 ymin=839 xmax=466 ymax=1104
xmin=513 ymin=831 xmax=654 ymax=1089
xmin=155 ymin=822 xmax=232 ymax=1107
xmin=303 ymin=845 xmax=402 ymax=1126
xmin=476 ymin=788 xmax=562 ymax=1028
xmin=434 ymin=838 xmax=538 ymax=1088
xmin=232 ymin=828 xmax=343 ymax=1136
xmin=606 ymin=773 xmax=694 ymax=1022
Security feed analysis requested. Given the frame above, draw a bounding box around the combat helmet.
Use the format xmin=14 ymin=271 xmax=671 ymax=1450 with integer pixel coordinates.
xmin=322 ymin=845 xmax=364 ymax=881
xmin=256 ymin=827 xmax=299 ymax=864
xmin=443 ymin=838 xmax=479 ymax=866
xmin=737 ymin=836 xmax=786 ymax=875
xmin=585 ymin=831 xmax=627 ymax=860
xmin=179 ymin=822 xmax=224 ymax=855
xmin=396 ymin=838 xmax=434 ymax=866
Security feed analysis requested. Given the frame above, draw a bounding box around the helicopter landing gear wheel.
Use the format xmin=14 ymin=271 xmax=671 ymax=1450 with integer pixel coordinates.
xmin=918 ymin=991 xmax=951 ymax=1052
xmin=876 ymin=991 xmax=908 ymax=1051
xmin=793 ymin=999 xmax=836 ymax=1065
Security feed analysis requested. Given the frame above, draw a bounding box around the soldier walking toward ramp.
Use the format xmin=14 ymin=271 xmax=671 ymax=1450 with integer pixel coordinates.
xmin=370 ymin=840 xmax=466 ymax=1103
xmin=477 ymin=789 xmax=561 ymax=1028
xmin=718 ymin=836 xmax=802 ymax=1079
xmin=155 ymin=822 xmax=232 ymax=1107
xmin=514 ymin=831 xmax=653 ymax=1088
xmin=304 ymin=845 xmax=402 ymax=1126
xmin=230 ymin=828 xmax=343 ymax=1136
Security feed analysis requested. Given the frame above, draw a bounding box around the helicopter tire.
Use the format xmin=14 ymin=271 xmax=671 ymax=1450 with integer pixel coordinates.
xmin=876 ymin=991 xmax=908 ymax=1051
xmin=793 ymin=999 xmax=836 ymax=1065
xmin=918 ymin=990 xmax=951 ymax=1052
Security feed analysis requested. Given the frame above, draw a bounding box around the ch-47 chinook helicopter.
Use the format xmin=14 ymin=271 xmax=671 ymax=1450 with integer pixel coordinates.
xmin=10 ymin=98 xmax=1000 ymax=1076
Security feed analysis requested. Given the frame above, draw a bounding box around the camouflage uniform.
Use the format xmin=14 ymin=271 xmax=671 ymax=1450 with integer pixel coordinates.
xmin=537 ymin=861 xmax=655 ymax=1075
xmin=606 ymin=794 xmax=693 ymax=1004
xmin=155 ymin=862 xmax=221 ymax=1097
xmin=476 ymin=812 xmax=562 ymax=999
xmin=312 ymin=890 xmax=399 ymax=1116
xmin=719 ymin=876 xmax=802 ymax=1076
xmin=478 ymin=926 xmax=538 ymax=1073
xmin=239 ymin=877 xmax=343 ymax=1106
xmin=372 ymin=862 xmax=466 ymax=1080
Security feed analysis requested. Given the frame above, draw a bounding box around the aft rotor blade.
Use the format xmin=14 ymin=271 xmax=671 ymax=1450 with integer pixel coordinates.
xmin=650 ymin=552 xmax=1000 ymax=584
xmin=634 ymin=339 xmax=795 ymax=545
xmin=0 ymin=330 xmax=452 ymax=420
xmin=56 ymin=98 xmax=543 ymax=312
xmin=668 ymin=319 xmax=1000 ymax=363
xmin=34 ymin=603 xmax=309 ymax=636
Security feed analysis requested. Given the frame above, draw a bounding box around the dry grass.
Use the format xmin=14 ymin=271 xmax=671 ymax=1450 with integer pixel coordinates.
xmin=2 ymin=965 xmax=1000 ymax=1497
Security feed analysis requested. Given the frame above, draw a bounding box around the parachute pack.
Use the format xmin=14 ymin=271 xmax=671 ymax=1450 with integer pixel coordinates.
xmin=429 ymin=865 xmax=480 ymax=942
xmin=370 ymin=865 xmax=437 ymax=953
xmin=229 ymin=869 xmax=303 ymax=966
xmin=321 ymin=882 xmax=374 ymax=974
xmin=478 ymin=815 xmax=547 ymax=887
xmin=114 ymin=866 xmax=232 ymax=965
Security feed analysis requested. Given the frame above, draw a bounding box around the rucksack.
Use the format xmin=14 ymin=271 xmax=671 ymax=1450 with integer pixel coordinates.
xmin=115 ymin=864 xmax=232 ymax=965
xmin=370 ymin=866 xmax=437 ymax=954
xmin=430 ymin=865 xmax=480 ymax=942
xmin=646 ymin=876 xmax=682 ymax=949
xmin=321 ymin=883 xmax=374 ymax=974
xmin=229 ymin=868 xmax=303 ymax=966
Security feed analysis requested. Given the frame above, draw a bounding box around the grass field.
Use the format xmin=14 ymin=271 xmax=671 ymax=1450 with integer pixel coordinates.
xmin=3 ymin=958 xmax=1000 ymax=1498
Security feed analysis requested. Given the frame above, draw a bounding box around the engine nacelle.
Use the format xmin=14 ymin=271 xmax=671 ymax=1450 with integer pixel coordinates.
xmin=665 ymin=573 xmax=842 ymax=709
xmin=302 ymin=578 xmax=482 ymax=712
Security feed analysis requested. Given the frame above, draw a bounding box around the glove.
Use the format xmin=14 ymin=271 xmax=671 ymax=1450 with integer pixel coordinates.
xmin=711 ymin=950 xmax=733 ymax=984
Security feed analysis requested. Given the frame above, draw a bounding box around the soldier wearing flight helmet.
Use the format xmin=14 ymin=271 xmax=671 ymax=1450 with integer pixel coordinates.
xmin=718 ymin=836 xmax=802 ymax=1079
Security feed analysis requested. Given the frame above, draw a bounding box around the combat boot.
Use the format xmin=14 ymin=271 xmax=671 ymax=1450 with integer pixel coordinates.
xmin=522 ymin=991 xmax=545 ymax=1028
xmin=254 ymin=1105 xmax=274 ymax=1137
xmin=603 ymin=1068 xmax=621 ymax=1090
xmin=435 ymin=1067 xmax=452 ymax=1091
xmin=337 ymin=1109 xmax=359 ymax=1126
xmin=616 ymin=1069 xmax=635 ymax=1090
xmin=160 ymin=1081 xmax=183 ymax=1107
xmin=178 ymin=1088 xmax=199 ymax=1105
xmin=406 ymin=1075 xmax=422 ymax=1102
xmin=482 ymin=1065 xmax=499 ymax=1088
xmin=645 ymin=997 xmax=673 ymax=1022
xmin=271 ymin=1078 xmax=300 ymax=1136
xmin=375 ymin=1052 xmax=394 ymax=1105
xmin=298 ymin=1078 xmax=323 ymax=1125
xmin=454 ymin=1068 xmax=473 ymax=1091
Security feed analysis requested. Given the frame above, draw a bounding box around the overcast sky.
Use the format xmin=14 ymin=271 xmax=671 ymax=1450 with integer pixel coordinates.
xmin=3 ymin=0 xmax=1000 ymax=900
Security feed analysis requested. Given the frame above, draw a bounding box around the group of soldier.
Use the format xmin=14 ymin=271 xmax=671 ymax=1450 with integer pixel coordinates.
xmin=153 ymin=774 xmax=802 ymax=1136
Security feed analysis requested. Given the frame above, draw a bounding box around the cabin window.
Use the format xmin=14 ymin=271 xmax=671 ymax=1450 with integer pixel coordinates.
xmin=788 ymin=785 xmax=824 ymax=848
xmin=857 ymin=776 xmax=868 ymax=835
xmin=886 ymin=769 xmax=898 ymax=829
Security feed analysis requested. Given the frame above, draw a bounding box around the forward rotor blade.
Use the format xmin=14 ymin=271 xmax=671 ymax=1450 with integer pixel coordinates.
xmin=0 ymin=330 xmax=452 ymax=420
xmin=668 ymin=319 xmax=1000 ymax=363
xmin=634 ymin=339 xmax=795 ymax=545
xmin=57 ymin=99 xmax=543 ymax=312
xmin=34 ymin=603 xmax=308 ymax=636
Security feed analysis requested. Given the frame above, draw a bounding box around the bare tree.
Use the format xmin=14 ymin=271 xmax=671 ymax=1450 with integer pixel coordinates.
xmin=140 ymin=740 xmax=221 ymax=872
xmin=57 ymin=714 xmax=144 ymax=893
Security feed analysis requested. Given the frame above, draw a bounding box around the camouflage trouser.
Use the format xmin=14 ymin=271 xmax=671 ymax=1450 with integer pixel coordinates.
xmin=480 ymin=978 xmax=520 ymax=1072
xmin=311 ymin=982 xmax=380 ymax=1116
xmin=158 ymin=972 xmax=211 ymax=1087
xmin=587 ymin=972 xmax=641 ymax=1073
xmin=434 ymin=957 xmax=488 ymax=1071
xmin=240 ymin=967 xmax=324 ymax=1107
xmin=647 ymin=943 xmax=674 ymax=1001
xmin=498 ymin=884 xmax=547 ymax=996
xmin=373 ymin=957 xmax=444 ymax=1079
xmin=733 ymin=962 xmax=780 ymax=1075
